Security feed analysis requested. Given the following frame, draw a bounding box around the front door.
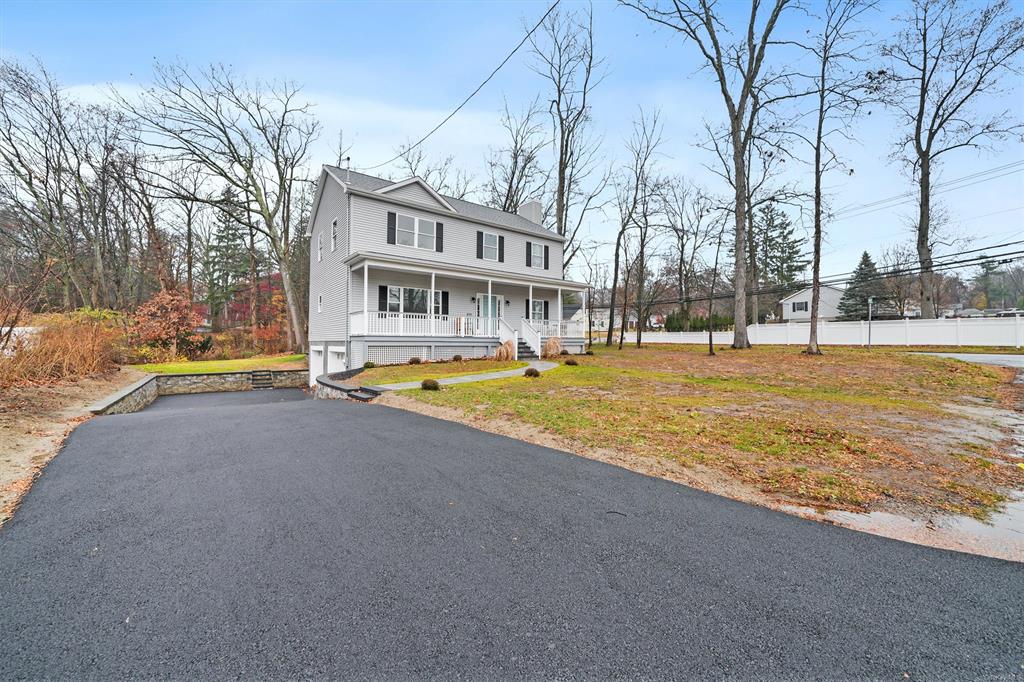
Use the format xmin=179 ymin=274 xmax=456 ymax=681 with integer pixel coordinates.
xmin=477 ymin=294 xmax=501 ymax=336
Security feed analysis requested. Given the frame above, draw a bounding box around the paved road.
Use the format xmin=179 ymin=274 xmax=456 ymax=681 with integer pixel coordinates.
xmin=922 ymin=352 xmax=1024 ymax=369
xmin=1 ymin=391 xmax=1021 ymax=679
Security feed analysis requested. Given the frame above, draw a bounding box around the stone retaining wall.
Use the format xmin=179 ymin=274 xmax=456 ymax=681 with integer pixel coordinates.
xmin=313 ymin=368 xmax=365 ymax=400
xmin=90 ymin=369 xmax=310 ymax=415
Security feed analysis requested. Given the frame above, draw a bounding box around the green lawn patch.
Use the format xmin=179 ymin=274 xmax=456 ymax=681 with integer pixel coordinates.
xmin=131 ymin=354 xmax=306 ymax=374
xmin=361 ymin=358 xmax=527 ymax=385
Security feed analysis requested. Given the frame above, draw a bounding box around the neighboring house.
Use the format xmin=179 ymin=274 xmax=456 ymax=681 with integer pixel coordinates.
xmin=306 ymin=167 xmax=588 ymax=382
xmin=779 ymin=285 xmax=844 ymax=322
xmin=571 ymin=306 xmax=640 ymax=331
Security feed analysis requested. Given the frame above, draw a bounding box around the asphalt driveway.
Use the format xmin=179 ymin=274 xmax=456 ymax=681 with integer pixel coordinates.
xmin=1 ymin=390 xmax=1021 ymax=679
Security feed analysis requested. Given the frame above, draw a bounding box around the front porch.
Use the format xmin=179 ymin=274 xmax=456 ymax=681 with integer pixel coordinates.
xmin=347 ymin=256 xmax=587 ymax=359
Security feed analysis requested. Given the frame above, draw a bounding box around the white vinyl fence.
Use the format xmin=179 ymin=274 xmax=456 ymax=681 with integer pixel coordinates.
xmin=621 ymin=316 xmax=1024 ymax=348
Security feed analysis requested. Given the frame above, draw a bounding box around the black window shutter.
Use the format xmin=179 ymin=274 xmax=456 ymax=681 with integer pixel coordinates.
xmin=498 ymin=236 xmax=505 ymax=262
xmin=377 ymin=285 xmax=387 ymax=311
xmin=544 ymin=300 xmax=550 ymax=320
xmin=476 ymin=231 xmax=483 ymax=259
xmin=441 ymin=291 xmax=449 ymax=315
xmin=386 ymin=212 xmax=396 ymax=245
xmin=435 ymin=222 xmax=443 ymax=252
xmin=526 ymin=241 xmax=532 ymax=266
xmin=526 ymin=299 xmax=530 ymax=318
xmin=544 ymin=245 xmax=550 ymax=270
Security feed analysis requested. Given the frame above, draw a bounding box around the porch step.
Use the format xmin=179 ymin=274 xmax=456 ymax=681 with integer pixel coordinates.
xmin=251 ymin=370 xmax=274 ymax=390
xmin=517 ymin=342 xmax=538 ymax=359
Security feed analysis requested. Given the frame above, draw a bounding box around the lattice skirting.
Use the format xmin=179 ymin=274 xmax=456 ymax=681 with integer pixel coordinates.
xmin=363 ymin=344 xmax=494 ymax=366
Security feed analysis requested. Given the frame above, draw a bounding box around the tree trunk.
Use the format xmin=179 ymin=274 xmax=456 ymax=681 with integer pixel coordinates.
xmin=806 ymin=100 xmax=825 ymax=355
xmin=618 ymin=270 xmax=630 ymax=351
xmin=605 ymin=228 xmax=623 ymax=346
xmin=731 ymin=133 xmax=751 ymax=349
xmin=917 ymin=158 xmax=936 ymax=319
xmin=278 ymin=263 xmax=305 ymax=352
xmin=185 ymin=210 xmax=194 ymax=299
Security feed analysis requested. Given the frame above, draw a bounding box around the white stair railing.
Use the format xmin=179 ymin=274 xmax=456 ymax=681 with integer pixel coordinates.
xmin=520 ymin=318 xmax=542 ymax=357
xmin=498 ymin=318 xmax=519 ymax=360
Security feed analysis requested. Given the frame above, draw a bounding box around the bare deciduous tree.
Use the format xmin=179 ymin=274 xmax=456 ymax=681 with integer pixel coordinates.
xmin=529 ymin=5 xmax=608 ymax=269
xmin=876 ymin=0 xmax=1024 ymax=318
xmin=795 ymin=0 xmax=877 ymax=353
xmin=484 ymin=99 xmax=549 ymax=213
xmin=663 ymin=177 xmax=718 ymax=331
xmin=393 ymin=144 xmax=474 ymax=200
xmin=622 ymin=0 xmax=794 ymax=348
xmin=118 ymin=62 xmax=320 ymax=351
xmin=606 ymin=110 xmax=663 ymax=346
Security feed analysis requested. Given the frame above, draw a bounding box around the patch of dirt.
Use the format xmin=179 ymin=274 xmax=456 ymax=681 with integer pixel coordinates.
xmin=0 ymin=368 xmax=145 ymax=525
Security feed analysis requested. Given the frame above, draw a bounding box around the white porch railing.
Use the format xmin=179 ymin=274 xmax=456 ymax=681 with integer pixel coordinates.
xmin=527 ymin=319 xmax=586 ymax=338
xmin=350 ymin=312 xmax=499 ymax=337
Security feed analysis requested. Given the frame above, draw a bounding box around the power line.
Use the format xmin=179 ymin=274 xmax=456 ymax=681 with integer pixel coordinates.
xmin=352 ymin=0 xmax=560 ymax=172
xmin=831 ymin=160 xmax=1024 ymax=216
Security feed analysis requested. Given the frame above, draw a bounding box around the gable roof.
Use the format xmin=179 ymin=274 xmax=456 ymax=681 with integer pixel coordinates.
xmin=322 ymin=166 xmax=560 ymax=240
xmin=778 ymin=284 xmax=845 ymax=303
xmin=377 ymin=176 xmax=456 ymax=212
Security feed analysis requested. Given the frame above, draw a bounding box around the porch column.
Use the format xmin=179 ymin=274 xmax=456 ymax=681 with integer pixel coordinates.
xmin=557 ymin=287 xmax=563 ymax=331
xmin=488 ymin=280 xmax=493 ymax=336
xmin=528 ymin=284 xmax=533 ymax=322
xmin=430 ymin=271 xmax=436 ymax=336
xmin=363 ymin=264 xmax=369 ymax=335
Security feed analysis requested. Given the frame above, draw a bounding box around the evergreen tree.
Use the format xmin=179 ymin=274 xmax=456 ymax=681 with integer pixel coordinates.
xmin=837 ymin=252 xmax=888 ymax=320
xmin=207 ymin=189 xmax=250 ymax=324
xmin=757 ymin=203 xmax=807 ymax=286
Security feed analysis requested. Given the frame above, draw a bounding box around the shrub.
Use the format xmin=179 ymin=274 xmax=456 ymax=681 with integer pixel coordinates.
xmin=363 ymin=361 xmax=376 ymax=369
xmin=421 ymin=378 xmax=440 ymax=391
xmin=542 ymin=336 xmax=562 ymax=359
xmin=131 ymin=289 xmax=203 ymax=359
xmin=564 ymin=358 xmax=578 ymax=366
xmin=585 ymin=349 xmax=594 ymax=355
xmin=524 ymin=367 xmax=541 ymax=378
xmin=560 ymin=349 xmax=569 ymax=355
xmin=0 ymin=314 xmax=121 ymax=389
xmin=493 ymin=339 xmax=514 ymax=361
xmin=452 ymin=354 xmax=463 ymax=362
xmin=408 ymin=356 xmax=422 ymax=365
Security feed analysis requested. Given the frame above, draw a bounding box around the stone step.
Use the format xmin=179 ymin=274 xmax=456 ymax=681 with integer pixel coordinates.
xmin=348 ymin=391 xmax=377 ymax=402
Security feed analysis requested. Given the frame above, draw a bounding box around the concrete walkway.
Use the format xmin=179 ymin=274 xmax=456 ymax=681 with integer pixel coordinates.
xmin=921 ymin=352 xmax=1024 ymax=368
xmin=370 ymin=359 xmax=558 ymax=391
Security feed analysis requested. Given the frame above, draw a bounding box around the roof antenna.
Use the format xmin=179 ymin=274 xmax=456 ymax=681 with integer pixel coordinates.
xmin=344 ymin=156 xmax=351 ymax=182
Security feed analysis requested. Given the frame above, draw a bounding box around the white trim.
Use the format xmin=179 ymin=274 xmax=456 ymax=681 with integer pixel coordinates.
xmin=481 ymin=231 xmax=499 ymax=262
xmin=377 ymin=176 xmax=457 ymax=212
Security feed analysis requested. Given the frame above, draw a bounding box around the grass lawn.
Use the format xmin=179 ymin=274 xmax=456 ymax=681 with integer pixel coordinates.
xmin=397 ymin=344 xmax=1024 ymax=519
xmin=131 ymin=354 xmax=307 ymax=374
xmin=360 ymin=358 xmax=528 ymax=385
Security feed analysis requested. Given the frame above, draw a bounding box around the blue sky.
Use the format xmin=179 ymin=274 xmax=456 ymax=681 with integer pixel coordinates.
xmin=2 ymin=0 xmax=1022 ymax=280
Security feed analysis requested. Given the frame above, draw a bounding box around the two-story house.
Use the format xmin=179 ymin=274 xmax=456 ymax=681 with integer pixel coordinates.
xmin=306 ymin=166 xmax=588 ymax=383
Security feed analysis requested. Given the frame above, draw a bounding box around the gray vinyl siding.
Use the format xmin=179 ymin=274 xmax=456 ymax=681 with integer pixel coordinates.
xmin=380 ymin=183 xmax=448 ymax=208
xmin=308 ymin=179 xmax=350 ymax=340
xmin=348 ymin=194 xmax=563 ymax=278
xmin=351 ymin=269 xmax=557 ymax=321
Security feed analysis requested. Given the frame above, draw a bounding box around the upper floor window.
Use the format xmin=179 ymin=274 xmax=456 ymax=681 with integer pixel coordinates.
xmin=317 ymin=294 xmax=322 ymax=313
xmin=331 ymin=218 xmax=337 ymax=251
xmin=530 ymin=242 xmax=544 ymax=269
xmin=395 ymin=214 xmax=436 ymax=251
xmin=317 ymin=233 xmax=322 ymax=262
xmin=482 ymin=232 xmax=499 ymax=261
